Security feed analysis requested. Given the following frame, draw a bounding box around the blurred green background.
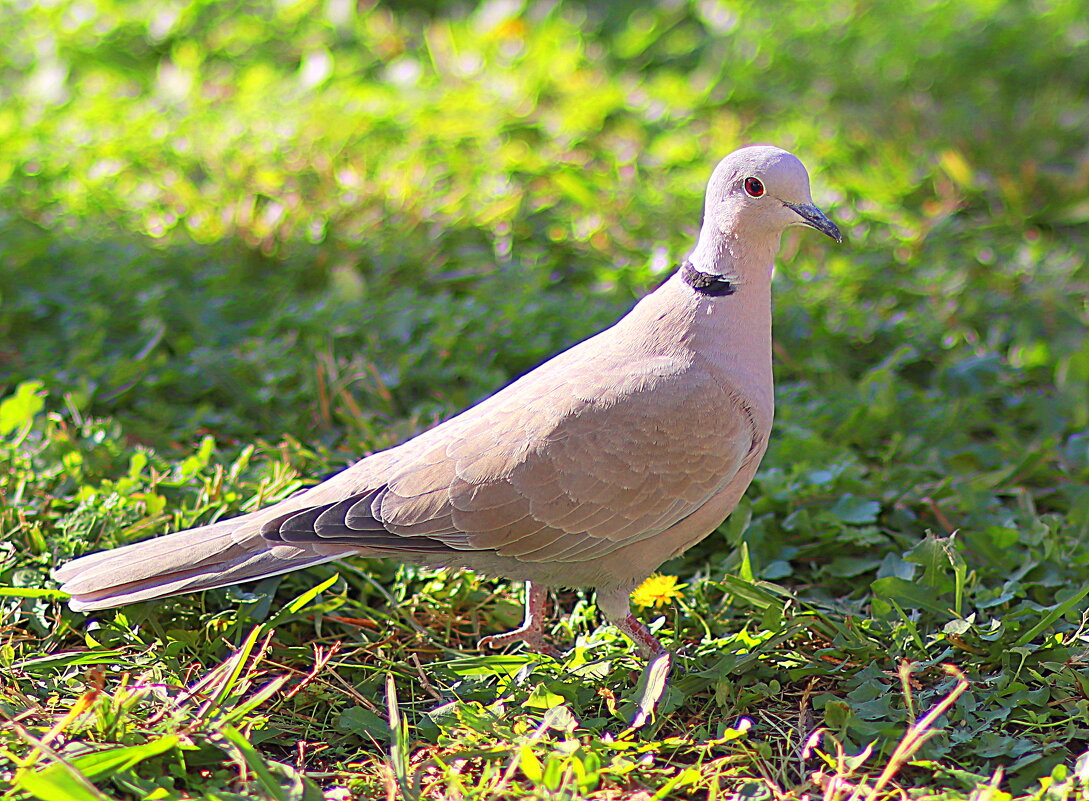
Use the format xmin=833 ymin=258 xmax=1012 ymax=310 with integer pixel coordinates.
xmin=2 ymin=0 xmax=1089 ymax=797
xmin=3 ymin=0 xmax=1086 ymax=447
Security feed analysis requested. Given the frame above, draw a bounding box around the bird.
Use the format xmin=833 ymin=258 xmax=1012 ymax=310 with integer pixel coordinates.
xmin=54 ymin=145 xmax=842 ymax=659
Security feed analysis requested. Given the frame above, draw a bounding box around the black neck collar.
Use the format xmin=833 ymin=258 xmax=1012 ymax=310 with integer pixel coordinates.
xmin=680 ymin=260 xmax=735 ymax=297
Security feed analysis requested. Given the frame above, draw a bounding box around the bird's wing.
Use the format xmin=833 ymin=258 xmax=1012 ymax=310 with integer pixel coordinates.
xmin=263 ymin=345 xmax=758 ymax=564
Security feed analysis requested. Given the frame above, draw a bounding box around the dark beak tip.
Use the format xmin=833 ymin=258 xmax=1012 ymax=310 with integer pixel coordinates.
xmin=787 ymin=202 xmax=843 ymax=245
xmin=805 ymin=217 xmax=843 ymax=244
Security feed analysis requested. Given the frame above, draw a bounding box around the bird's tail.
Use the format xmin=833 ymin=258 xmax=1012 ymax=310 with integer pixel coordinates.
xmin=53 ymin=511 xmax=349 ymax=612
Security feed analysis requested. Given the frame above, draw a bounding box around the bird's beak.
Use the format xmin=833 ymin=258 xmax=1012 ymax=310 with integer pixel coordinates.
xmin=784 ymin=202 xmax=843 ymax=243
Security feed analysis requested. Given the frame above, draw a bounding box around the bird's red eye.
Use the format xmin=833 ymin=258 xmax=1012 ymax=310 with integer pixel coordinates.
xmin=744 ymin=177 xmax=765 ymax=197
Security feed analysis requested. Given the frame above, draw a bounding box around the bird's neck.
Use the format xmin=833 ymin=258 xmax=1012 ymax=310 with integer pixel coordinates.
xmin=661 ymin=235 xmax=777 ymax=434
xmin=675 ymin=266 xmax=773 ymax=370
xmin=687 ymin=226 xmax=781 ymax=283
xmin=683 ymin=227 xmax=777 ymax=353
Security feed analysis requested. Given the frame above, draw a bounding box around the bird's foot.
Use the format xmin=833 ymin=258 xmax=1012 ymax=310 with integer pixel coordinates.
xmin=479 ymin=581 xmax=561 ymax=658
xmin=479 ymin=627 xmax=561 ymax=658
xmin=615 ymin=613 xmax=668 ymax=660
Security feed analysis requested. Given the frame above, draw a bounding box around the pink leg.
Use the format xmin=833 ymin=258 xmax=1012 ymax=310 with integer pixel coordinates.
xmin=479 ymin=582 xmax=560 ymax=657
xmin=614 ymin=614 xmax=667 ymax=660
xmin=596 ymin=588 xmax=668 ymax=660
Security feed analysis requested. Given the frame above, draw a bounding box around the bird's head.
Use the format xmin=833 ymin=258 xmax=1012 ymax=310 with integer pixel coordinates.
xmin=702 ymin=145 xmax=842 ymax=244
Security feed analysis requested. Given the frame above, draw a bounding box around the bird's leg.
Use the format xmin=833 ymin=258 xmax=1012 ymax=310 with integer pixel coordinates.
xmin=614 ymin=614 xmax=667 ymax=660
xmin=479 ymin=581 xmax=560 ymax=657
xmin=597 ymin=588 xmax=668 ymax=660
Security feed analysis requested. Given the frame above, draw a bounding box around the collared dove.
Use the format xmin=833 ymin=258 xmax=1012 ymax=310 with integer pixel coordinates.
xmin=54 ymin=145 xmax=841 ymax=658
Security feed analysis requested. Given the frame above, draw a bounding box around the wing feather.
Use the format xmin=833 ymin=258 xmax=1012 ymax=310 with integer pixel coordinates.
xmin=256 ymin=353 xmax=752 ymax=565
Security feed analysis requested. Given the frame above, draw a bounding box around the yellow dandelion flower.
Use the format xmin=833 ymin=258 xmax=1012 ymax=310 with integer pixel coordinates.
xmin=631 ymin=574 xmax=688 ymax=609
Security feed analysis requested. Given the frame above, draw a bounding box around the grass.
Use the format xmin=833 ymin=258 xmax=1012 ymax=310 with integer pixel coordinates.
xmin=2 ymin=0 xmax=1089 ymax=798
